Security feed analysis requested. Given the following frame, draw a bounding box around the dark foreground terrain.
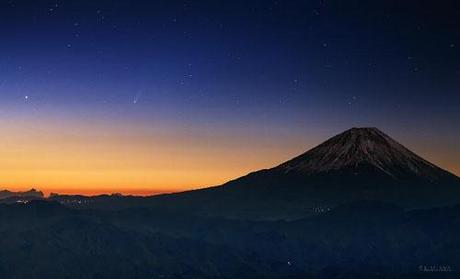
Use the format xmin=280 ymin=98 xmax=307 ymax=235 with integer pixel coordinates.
xmin=0 ymin=200 xmax=459 ymax=278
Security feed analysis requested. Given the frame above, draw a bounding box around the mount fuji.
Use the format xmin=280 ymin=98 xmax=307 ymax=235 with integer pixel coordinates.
xmin=152 ymin=127 xmax=460 ymax=219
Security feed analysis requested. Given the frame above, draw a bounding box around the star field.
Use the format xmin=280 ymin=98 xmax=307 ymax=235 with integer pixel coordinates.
xmin=0 ymin=0 xmax=459 ymax=194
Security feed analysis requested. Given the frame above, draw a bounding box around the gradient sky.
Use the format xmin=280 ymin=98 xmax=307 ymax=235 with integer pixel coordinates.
xmin=0 ymin=0 xmax=459 ymax=195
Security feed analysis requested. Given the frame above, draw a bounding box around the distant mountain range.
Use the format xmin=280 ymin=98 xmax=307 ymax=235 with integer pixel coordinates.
xmin=41 ymin=127 xmax=460 ymax=220
xmin=0 ymin=189 xmax=43 ymax=200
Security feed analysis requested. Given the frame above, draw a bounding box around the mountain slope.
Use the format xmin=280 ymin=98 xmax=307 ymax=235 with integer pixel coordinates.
xmin=150 ymin=127 xmax=460 ymax=219
xmin=48 ymin=127 xmax=460 ymax=220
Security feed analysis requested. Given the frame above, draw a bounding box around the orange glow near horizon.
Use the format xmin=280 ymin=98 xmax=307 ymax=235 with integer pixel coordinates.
xmin=0 ymin=112 xmax=310 ymax=196
xmin=0 ymin=111 xmax=458 ymax=197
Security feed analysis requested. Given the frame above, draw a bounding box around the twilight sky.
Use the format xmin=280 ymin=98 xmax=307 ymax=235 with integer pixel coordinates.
xmin=0 ymin=0 xmax=459 ymax=195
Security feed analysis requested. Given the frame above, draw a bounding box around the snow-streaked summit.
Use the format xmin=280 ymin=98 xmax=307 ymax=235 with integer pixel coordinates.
xmin=276 ymin=127 xmax=446 ymax=179
xmin=141 ymin=127 xmax=460 ymax=219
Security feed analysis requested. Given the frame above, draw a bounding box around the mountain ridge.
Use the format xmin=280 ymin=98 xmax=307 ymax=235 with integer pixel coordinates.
xmin=0 ymin=189 xmax=44 ymax=200
xmin=9 ymin=127 xmax=460 ymax=220
xmin=183 ymin=127 xmax=460 ymax=219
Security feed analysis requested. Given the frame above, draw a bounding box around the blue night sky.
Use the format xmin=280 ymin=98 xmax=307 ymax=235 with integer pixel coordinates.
xmin=0 ymin=0 xmax=459 ymax=194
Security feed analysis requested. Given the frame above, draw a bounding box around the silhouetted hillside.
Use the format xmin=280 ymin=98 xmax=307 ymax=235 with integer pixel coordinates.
xmin=44 ymin=128 xmax=460 ymax=222
xmin=49 ymin=128 xmax=460 ymax=220
xmin=0 ymin=189 xmax=43 ymax=200
xmin=0 ymin=200 xmax=459 ymax=278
